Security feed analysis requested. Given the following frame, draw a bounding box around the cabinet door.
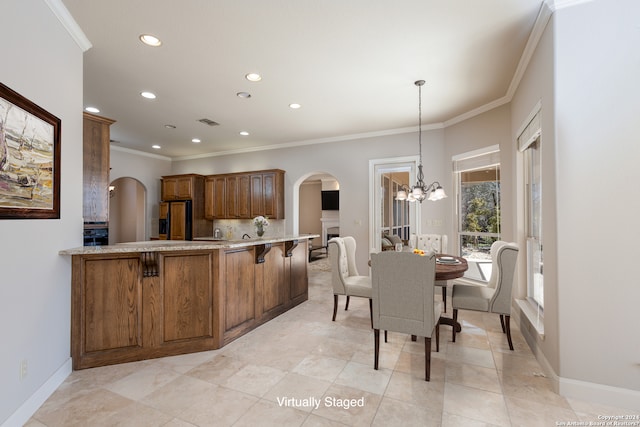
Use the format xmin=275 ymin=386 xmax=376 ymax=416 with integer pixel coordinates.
xmin=161 ymin=252 xmax=213 ymax=342
xmin=205 ymin=176 xmax=226 ymax=219
xmin=236 ymin=174 xmax=251 ymax=218
xmin=162 ymin=178 xmax=178 ymax=201
xmin=176 ymin=177 xmax=193 ymax=199
xmin=250 ymin=174 xmax=264 ymax=217
xmin=250 ymin=171 xmax=284 ymax=218
xmin=226 ymin=175 xmax=239 ymax=218
xmin=262 ymin=173 xmax=277 ymax=218
xmin=169 ymin=202 xmax=187 ymax=240
xmin=223 ymin=248 xmax=256 ymax=333
xmin=289 ymin=240 xmax=308 ymax=303
xmin=83 ymin=114 xmax=113 ymax=222
xmin=259 ymin=244 xmax=286 ymax=315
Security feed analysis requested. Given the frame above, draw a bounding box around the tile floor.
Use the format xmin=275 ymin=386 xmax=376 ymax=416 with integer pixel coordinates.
xmin=26 ymin=258 xmax=638 ymax=426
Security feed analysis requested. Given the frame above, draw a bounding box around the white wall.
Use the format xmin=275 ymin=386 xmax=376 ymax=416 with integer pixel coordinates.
xmin=299 ymin=181 xmax=322 ymax=236
xmin=552 ymin=0 xmax=640 ymax=404
xmin=0 ymin=0 xmax=84 ymax=424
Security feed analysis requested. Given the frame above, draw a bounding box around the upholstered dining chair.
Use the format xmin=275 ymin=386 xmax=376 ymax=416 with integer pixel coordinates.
xmin=328 ymin=237 xmax=372 ymax=327
xmin=370 ymin=251 xmax=441 ymax=381
xmin=411 ymin=234 xmax=450 ymax=311
xmin=451 ymin=241 xmax=519 ymax=350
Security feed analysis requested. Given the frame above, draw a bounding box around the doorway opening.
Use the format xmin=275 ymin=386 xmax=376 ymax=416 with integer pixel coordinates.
xmin=369 ymin=156 xmax=420 ymax=252
xmin=109 ymin=177 xmax=146 ymax=244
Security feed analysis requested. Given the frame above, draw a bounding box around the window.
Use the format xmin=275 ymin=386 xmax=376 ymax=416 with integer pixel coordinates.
xmin=454 ymin=147 xmax=501 ymax=282
xmin=517 ymin=108 xmax=543 ymax=311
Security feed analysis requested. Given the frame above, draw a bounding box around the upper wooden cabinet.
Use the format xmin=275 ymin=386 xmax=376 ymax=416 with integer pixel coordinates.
xmin=83 ymin=112 xmax=115 ymax=223
xmin=205 ymin=169 xmax=284 ymax=220
xmin=161 ymin=174 xmax=203 ymax=201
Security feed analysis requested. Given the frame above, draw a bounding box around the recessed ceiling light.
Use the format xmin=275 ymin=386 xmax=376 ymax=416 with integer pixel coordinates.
xmin=236 ymin=92 xmax=251 ymax=98
xmin=141 ymin=91 xmax=156 ymax=99
xmin=152 ymin=144 xmax=161 ymax=149
xmin=139 ymin=34 xmax=162 ymax=47
xmin=192 ymin=138 xmax=201 ymax=143
xmin=289 ymin=103 xmax=301 ymax=109
xmin=245 ymin=73 xmax=262 ymax=82
xmin=164 ymin=124 xmax=176 ymax=129
xmin=239 ymin=131 xmax=249 ymax=136
xmin=85 ymin=106 xmax=100 ymax=113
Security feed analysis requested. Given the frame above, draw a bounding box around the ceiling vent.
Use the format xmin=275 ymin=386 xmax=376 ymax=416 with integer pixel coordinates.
xmin=198 ymin=118 xmax=220 ymax=126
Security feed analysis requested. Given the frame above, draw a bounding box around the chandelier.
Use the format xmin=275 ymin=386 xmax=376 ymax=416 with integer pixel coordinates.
xmin=395 ymin=80 xmax=447 ymax=203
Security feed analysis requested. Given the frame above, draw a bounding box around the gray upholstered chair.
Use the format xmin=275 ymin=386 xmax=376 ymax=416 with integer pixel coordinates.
xmin=328 ymin=237 xmax=372 ymax=327
xmin=370 ymin=251 xmax=441 ymax=381
xmin=451 ymin=241 xmax=519 ymax=350
xmin=410 ymin=233 xmax=450 ymax=311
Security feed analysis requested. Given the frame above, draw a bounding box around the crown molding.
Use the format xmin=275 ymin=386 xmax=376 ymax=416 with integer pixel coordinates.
xmin=44 ymin=0 xmax=92 ymax=52
xmin=111 ymin=144 xmax=172 ymax=161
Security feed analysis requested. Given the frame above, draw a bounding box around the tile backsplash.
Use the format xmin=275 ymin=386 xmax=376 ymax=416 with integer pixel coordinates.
xmin=212 ymin=219 xmax=285 ymax=240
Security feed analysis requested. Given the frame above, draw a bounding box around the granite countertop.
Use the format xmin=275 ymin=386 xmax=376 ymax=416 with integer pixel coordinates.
xmin=59 ymin=234 xmax=319 ymax=255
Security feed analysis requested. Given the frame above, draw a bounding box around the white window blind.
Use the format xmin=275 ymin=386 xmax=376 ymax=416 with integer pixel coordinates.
xmin=518 ymin=110 xmax=541 ymax=152
xmin=453 ymin=145 xmax=500 ymax=173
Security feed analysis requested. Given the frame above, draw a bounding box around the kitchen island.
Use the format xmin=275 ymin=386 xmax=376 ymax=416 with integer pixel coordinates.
xmin=60 ymin=235 xmax=317 ymax=370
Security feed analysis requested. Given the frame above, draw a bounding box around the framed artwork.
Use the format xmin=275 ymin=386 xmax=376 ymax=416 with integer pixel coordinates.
xmin=0 ymin=82 xmax=61 ymax=219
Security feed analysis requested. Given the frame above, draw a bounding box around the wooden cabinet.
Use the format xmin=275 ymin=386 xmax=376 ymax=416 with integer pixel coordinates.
xmin=250 ymin=171 xmax=284 ymax=219
xmin=205 ymin=169 xmax=284 ymax=220
xmin=204 ymin=175 xmax=227 ymax=219
xmin=161 ymin=174 xmax=199 ymax=201
xmin=71 ymin=250 xmax=216 ymax=369
xmin=83 ymin=112 xmax=115 ymax=223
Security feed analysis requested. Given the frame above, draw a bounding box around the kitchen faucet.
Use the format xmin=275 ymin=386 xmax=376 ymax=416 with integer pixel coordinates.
xmin=242 ymin=233 xmax=251 ymax=239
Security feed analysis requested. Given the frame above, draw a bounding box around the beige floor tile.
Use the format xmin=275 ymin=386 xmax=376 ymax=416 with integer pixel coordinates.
xmin=371 ymin=396 xmax=441 ymax=426
xmin=492 ymin=350 xmax=544 ymax=376
xmin=383 ymin=370 xmax=445 ymax=409
xmin=293 ymin=354 xmax=349 ymax=382
xmin=95 ymin=400 xmax=174 ymax=426
xmin=221 ymin=363 xmax=288 ymax=397
xmin=105 ymin=363 xmax=181 ymax=401
xmin=177 ymin=386 xmax=259 ymax=426
xmin=32 ymin=388 xmax=134 ymax=427
xmin=141 ymin=374 xmax=218 ymax=416
xmin=311 ymin=384 xmax=382 ymax=426
xmin=334 ymin=361 xmax=392 ymax=395
xmin=505 ymin=395 xmax=580 ymax=426
xmin=442 ymin=412 xmax=502 ymax=427
xmin=163 ymin=418 xmax=199 ymax=427
xmin=443 ymin=383 xmax=510 ymax=427
xmin=445 ymin=360 xmax=502 ymax=393
xmin=394 ymin=350 xmax=446 ymax=382
xmin=233 ymin=399 xmax=309 ymax=427
xmin=263 ymin=372 xmax=333 ymax=412
xmin=301 ymin=413 xmax=350 ymax=426
xmin=567 ymin=397 xmax=640 ymax=421
xmin=498 ymin=370 xmax=572 ymax=409
xmin=185 ymin=354 xmax=247 ymax=385
xmin=445 ymin=342 xmax=496 ymax=369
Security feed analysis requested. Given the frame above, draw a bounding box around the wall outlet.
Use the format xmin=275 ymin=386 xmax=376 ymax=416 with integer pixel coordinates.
xmin=19 ymin=359 xmax=27 ymax=380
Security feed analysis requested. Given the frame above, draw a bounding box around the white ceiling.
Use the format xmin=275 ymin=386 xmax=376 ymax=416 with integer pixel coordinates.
xmin=61 ymin=0 xmax=543 ymax=158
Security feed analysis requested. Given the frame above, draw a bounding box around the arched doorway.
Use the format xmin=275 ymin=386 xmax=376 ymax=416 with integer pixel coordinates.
xmin=109 ymin=177 xmax=146 ymax=244
xmin=293 ymin=172 xmax=340 ymax=255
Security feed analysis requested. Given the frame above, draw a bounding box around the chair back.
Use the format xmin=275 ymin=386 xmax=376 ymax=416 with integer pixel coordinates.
xmin=487 ymin=241 xmax=519 ymax=314
xmin=411 ymin=234 xmax=448 ymax=253
xmin=328 ymin=236 xmax=360 ymax=294
xmin=370 ymin=251 xmax=440 ymax=337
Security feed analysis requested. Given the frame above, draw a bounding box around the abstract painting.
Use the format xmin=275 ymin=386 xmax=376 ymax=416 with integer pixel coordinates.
xmin=0 ymin=82 xmax=60 ymax=219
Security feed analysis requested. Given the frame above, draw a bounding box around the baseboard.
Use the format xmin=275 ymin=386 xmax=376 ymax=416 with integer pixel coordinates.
xmin=1 ymin=358 xmax=72 ymax=427
xmin=559 ymin=377 xmax=640 ymax=412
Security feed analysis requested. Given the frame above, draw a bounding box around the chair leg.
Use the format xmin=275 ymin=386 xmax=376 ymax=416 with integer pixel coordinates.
xmin=384 ymin=330 xmax=387 ymax=343
xmin=424 ymin=337 xmax=431 ymax=381
xmin=505 ymin=315 xmax=514 ymax=350
xmin=442 ymin=286 xmax=447 ymax=313
xmin=452 ymin=309 xmax=458 ymax=343
xmin=435 ymin=321 xmax=440 ymax=353
xmin=369 ymin=298 xmax=373 ymax=328
xmin=345 ymin=295 xmax=350 ymax=311
xmin=500 ymin=314 xmax=506 ymax=333
xmin=332 ymin=295 xmax=338 ymax=321
xmin=374 ymin=328 xmax=380 ymax=370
